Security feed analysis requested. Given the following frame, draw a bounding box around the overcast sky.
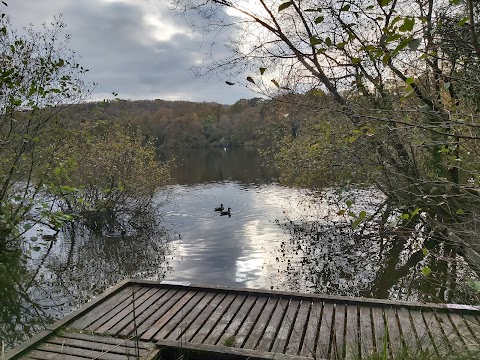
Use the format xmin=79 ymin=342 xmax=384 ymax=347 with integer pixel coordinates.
xmin=6 ymin=0 xmax=253 ymax=104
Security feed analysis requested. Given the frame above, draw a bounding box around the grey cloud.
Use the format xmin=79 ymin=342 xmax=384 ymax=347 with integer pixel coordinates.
xmin=6 ymin=0 xmax=254 ymax=104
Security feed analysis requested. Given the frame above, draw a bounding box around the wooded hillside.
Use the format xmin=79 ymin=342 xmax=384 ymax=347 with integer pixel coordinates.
xmin=63 ymin=97 xmax=275 ymax=148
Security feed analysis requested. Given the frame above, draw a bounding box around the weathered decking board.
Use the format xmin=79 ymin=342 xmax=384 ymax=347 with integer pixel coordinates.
xmin=7 ymin=280 xmax=480 ymax=360
xmin=15 ymin=332 xmax=152 ymax=360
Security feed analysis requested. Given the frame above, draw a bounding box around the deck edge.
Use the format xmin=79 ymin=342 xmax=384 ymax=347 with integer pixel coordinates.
xmin=129 ymin=279 xmax=478 ymax=312
xmin=5 ymin=278 xmax=131 ymax=360
xmin=155 ymin=339 xmax=320 ymax=360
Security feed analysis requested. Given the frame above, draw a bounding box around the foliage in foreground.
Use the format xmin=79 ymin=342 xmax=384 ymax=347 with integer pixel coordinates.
xmin=0 ymin=8 xmax=171 ymax=243
xmin=175 ymin=0 xmax=480 ymax=272
xmin=49 ymin=121 xmax=172 ymax=233
xmin=0 ymin=13 xmax=89 ymax=244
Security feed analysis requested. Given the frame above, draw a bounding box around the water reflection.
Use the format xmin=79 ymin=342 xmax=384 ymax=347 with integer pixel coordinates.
xmin=163 ymin=182 xmax=301 ymax=289
xmin=163 ymin=181 xmax=479 ymax=304
xmin=0 ymin=224 xmax=172 ymax=349
xmin=159 ymin=147 xmax=278 ymax=185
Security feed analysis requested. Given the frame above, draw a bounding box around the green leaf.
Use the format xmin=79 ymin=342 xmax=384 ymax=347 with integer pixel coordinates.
xmin=400 ymin=213 xmax=410 ymax=220
xmin=352 ymin=57 xmax=361 ymax=64
xmin=346 ymin=200 xmax=353 ymax=207
xmin=382 ymin=53 xmax=391 ymax=64
xmin=259 ymin=67 xmax=266 ymax=75
xmin=278 ymin=1 xmax=293 ymax=12
xmin=358 ymin=210 xmax=366 ymax=220
xmin=405 ymin=77 xmax=414 ymax=85
xmin=422 ymin=247 xmax=429 ymax=257
xmin=386 ymin=34 xmax=401 ymax=43
xmin=399 ymin=17 xmax=415 ymax=32
xmin=32 ymin=246 xmax=41 ymax=252
xmin=341 ymin=4 xmax=350 ymax=11
xmin=310 ymin=36 xmax=323 ymax=46
xmin=468 ymin=280 xmax=480 ymax=293
xmin=315 ymin=16 xmax=324 ymax=24
xmin=337 ymin=210 xmax=346 ymax=215
xmin=271 ymin=79 xmax=280 ymax=88
xmin=403 ymin=87 xmax=415 ymax=99
xmin=411 ymin=208 xmax=422 ymax=217
xmin=352 ymin=219 xmax=362 ymax=229
xmin=377 ymin=0 xmax=393 ymax=6
xmin=457 ymin=17 xmax=469 ymax=26
xmin=456 ymin=209 xmax=465 ymax=215
xmin=246 ymin=76 xmax=255 ymax=84
xmin=408 ymin=38 xmax=421 ymax=50
xmin=325 ymin=37 xmax=332 ymax=46
xmin=421 ymin=266 xmax=431 ymax=276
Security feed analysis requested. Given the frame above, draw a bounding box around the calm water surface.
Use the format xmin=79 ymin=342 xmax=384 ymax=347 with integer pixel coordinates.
xmin=1 ymin=147 xmax=477 ymax=349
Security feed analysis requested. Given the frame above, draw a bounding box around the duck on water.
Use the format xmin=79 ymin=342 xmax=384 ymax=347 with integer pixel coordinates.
xmin=214 ymin=204 xmax=224 ymax=211
xmin=220 ymin=207 xmax=231 ymax=217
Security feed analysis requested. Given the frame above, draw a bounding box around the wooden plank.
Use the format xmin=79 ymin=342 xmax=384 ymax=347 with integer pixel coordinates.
xmin=344 ymin=304 xmax=360 ymax=360
xmin=104 ymin=288 xmax=168 ymax=336
xmin=95 ymin=287 xmax=159 ymax=335
xmin=166 ymin=292 xmax=217 ymax=341
xmin=449 ymin=313 xmax=480 ymax=351
xmin=395 ymin=308 xmax=417 ymax=349
xmin=86 ymin=286 xmax=151 ymax=332
xmin=331 ymin=303 xmax=346 ymax=360
xmin=271 ymin=299 xmax=301 ymax=354
xmin=27 ymin=350 xmax=88 ymax=360
xmin=59 ymin=332 xmax=151 ymax=350
xmin=358 ymin=306 xmax=374 ymax=358
xmin=141 ymin=290 xmax=199 ymax=341
xmin=216 ymin=295 xmax=257 ymax=347
xmin=285 ymin=300 xmax=311 ymax=356
xmin=203 ymin=294 xmax=248 ymax=345
xmin=409 ymin=309 xmax=433 ymax=351
xmin=178 ymin=293 xmax=228 ymax=342
xmin=234 ymin=296 xmax=269 ymax=348
xmin=242 ymin=297 xmax=279 ymax=350
xmin=131 ymin=278 xmax=466 ymax=312
xmin=45 ymin=337 xmax=149 ymax=357
xmin=36 ymin=343 xmax=135 ymax=360
xmin=384 ymin=307 xmax=402 ymax=354
xmin=119 ymin=288 xmax=177 ymax=337
xmin=435 ymin=311 xmax=464 ymax=350
xmin=70 ymin=286 xmax=138 ymax=330
xmin=153 ymin=291 xmax=208 ymax=340
xmin=462 ymin=314 xmax=480 ymax=344
xmin=189 ymin=293 xmax=237 ymax=343
xmin=371 ymin=307 xmax=386 ymax=355
xmin=134 ymin=289 xmax=188 ymax=338
xmin=256 ymin=298 xmax=290 ymax=352
xmin=315 ymin=302 xmax=334 ymax=359
xmin=6 ymin=330 xmax=53 ymax=360
xmin=299 ymin=301 xmax=321 ymax=358
xmin=155 ymin=338 xmax=313 ymax=360
xmin=422 ymin=310 xmax=446 ymax=355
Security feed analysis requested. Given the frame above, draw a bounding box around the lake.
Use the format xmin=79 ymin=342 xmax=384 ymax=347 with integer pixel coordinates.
xmin=0 ymin=147 xmax=477 ymax=349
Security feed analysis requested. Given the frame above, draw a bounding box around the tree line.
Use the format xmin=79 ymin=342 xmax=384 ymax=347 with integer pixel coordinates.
xmin=63 ymin=97 xmax=272 ymax=148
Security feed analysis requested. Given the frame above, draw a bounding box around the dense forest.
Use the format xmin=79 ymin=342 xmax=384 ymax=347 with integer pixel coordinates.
xmin=63 ymin=97 xmax=275 ymax=148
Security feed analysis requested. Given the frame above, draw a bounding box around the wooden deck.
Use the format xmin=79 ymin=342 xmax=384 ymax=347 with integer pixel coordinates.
xmin=6 ymin=280 xmax=480 ymax=360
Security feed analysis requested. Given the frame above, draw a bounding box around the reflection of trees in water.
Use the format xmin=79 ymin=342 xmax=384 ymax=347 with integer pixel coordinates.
xmin=0 ymin=223 xmax=173 ymax=350
xmin=274 ymin=191 xmax=479 ymax=304
xmin=0 ymin=246 xmax=55 ymax=349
